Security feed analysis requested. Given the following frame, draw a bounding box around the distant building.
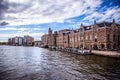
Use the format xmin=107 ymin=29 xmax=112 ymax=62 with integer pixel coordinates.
xmin=23 ymin=35 xmax=34 ymax=46
xmin=8 ymin=38 xmax=12 ymax=45
xmin=41 ymin=34 xmax=49 ymax=47
xmin=18 ymin=37 xmax=23 ymax=46
xmin=34 ymin=41 xmax=42 ymax=46
xmin=8 ymin=35 xmax=34 ymax=46
xmin=12 ymin=37 xmax=15 ymax=45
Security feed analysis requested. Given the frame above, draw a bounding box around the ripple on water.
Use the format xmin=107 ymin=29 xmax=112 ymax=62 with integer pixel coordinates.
xmin=0 ymin=46 xmax=120 ymax=80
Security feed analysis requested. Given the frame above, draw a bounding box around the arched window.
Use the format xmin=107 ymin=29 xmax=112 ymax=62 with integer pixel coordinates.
xmin=93 ymin=44 xmax=98 ymax=50
xmin=113 ymin=35 xmax=115 ymax=41
xmin=113 ymin=44 xmax=116 ymax=49
xmin=107 ymin=44 xmax=111 ymax=49
xmin=118 ymin=35 xmax=120 ymax=42
xmin=101 ymin=44 xmax=105 ymax=49
xmin=107 ymin=34 xmax=110 ymax=41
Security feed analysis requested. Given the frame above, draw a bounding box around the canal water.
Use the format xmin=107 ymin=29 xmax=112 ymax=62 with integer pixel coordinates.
xmin=0 ymin=46 xmax=120 ymax=80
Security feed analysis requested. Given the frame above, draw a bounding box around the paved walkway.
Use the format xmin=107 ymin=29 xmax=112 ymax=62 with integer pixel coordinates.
xmin=92 ymin=50 xmax=120 ymax=58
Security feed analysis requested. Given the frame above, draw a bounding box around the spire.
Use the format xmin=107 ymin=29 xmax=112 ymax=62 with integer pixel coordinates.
xmin=113 ymin=19 xmax=115 ymax=23
xmin=48 ymin=28 xmax=52 ymax=34
xmin=81 ymin=23 xmax=83 ymax=26
xmin=94 ymin=20 xmax=96 ymax=24
xmin=49 ymin=28 xmax=51 ymax=31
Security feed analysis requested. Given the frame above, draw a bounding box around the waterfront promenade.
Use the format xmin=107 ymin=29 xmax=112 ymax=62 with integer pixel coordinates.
xmin=92 ymin=50 xmax=120 ymax=58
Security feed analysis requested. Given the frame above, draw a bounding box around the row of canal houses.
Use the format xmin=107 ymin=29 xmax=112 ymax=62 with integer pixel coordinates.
xmin=8 ymin=35 xmax=34 ymax=46
xmin=41 ymin=19 xmax=120 ymax=50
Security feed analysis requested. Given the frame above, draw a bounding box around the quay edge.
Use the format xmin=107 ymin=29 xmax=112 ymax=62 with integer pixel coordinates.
xmin=91 ymin=50 xmax=120 ymax=58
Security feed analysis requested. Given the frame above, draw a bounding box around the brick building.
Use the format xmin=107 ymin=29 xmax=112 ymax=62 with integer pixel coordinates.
xmin=56 ymin=29 xmax=72 ymax=48
xmin=23 ymin=36 xmax=34 ymax=46
xmin=79 ymin=19 xmax=120 ymax=50
xmin=41 ymin=19 xmax=120 ymax=50
xmin=41 ymin=34 xmax=49 ymax=47
xmin=41 ymin=28 xmax=58 ymax=48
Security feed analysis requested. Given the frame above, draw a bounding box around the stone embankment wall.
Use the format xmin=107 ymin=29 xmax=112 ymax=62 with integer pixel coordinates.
xmin=92 ymin=50 xmax=120 ymax=58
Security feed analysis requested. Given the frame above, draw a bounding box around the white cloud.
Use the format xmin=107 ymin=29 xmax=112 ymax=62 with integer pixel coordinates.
xmin=0 ymin=27 xmax=17 ymax=30
xmin=0 ymin=27 xmax=44 ymax=31
xmin=83 ymin=6 xmax=120 ymax=23
xmin=99 ymin=7 xmax=120 ymax=22
xmin=1 ymin=0 xmax=102 ymax=26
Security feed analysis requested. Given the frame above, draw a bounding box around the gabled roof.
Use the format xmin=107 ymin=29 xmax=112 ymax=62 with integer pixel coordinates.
xmin=96 ymin=22 xmax=113 ymax=27
xmin=82 ymin=25 xmax=91 ymax=31
xmin=116 ymin=24 xmax=120 ymax=27
xmin=73 ymin=29 xmax=79 ymax=33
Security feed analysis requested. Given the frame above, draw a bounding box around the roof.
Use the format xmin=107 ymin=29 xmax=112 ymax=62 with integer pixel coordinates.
xmin=63 ymin=32 xmax=71 ymax=35
xmin=116 ymin=24 xmax=120 ymax=27
xmin=96 ymin=22 xmax=112 ymax=27
xmin=82 ymin=25 xmax=91 ymax=31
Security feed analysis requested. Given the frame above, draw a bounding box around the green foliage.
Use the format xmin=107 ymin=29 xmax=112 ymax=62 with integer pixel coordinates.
xmin=32 ymin=42 xmax=35 ymax=46
xmin=0 ymin=42 xmax=7 ymax=45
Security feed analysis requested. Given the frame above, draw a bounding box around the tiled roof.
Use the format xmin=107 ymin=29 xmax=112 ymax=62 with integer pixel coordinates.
xmin=63 ymin=32 xmax=71 ymax=35
xmin=116 ymin=24 xmax=120 ymax=27
xmin=83 ymin=25 xmax=91 ymax=30
xmin=97 ymin=22 xmax=112 ymax=27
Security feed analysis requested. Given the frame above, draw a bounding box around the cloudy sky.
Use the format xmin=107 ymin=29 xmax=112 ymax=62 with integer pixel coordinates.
xmin=0 ymin=0 xmax=120 ymax=42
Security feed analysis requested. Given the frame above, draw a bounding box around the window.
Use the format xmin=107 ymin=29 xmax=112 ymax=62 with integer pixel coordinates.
xmin=75 ymin=38 xmax=77 ymax=42
xmin=72 ymin=38 xmax=74 ymax=42
xmin=118 ymin=35 xmax=120 ymax=42
xmin=101 ymin=44 xmax=105 ymax=48
xmin=94 ymin=27 xmax=97 ymax=32
xmin=95 ymin=39 xmax=97 ymax=42
xmin=86 ymin=36 xmax=88 ymax=40
xmin=107 ymin=44 xmax=110 ymax=49
xmin=107 ymin=34 xmax=110 ymax=41
xmin=113 ymin=44 xmax=116 ymax=49
xmin=113 ymin=35 xmax=115 ymax=41
xmin=78 ymin=37 xmax=80 ymax=41
xmin=90 ymin=35 xmax=92 ymax=40
xmin=81 ymin=37 xmax=83 ymax=40
xmin=70 ymin=38 xmax=71 ymax=42
xmin=95 ymin=34 xmax=97 ymax=39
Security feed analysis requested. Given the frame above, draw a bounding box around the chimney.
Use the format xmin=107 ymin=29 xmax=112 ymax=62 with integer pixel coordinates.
xmin=113 ymin=19 xmax=115 ymax=23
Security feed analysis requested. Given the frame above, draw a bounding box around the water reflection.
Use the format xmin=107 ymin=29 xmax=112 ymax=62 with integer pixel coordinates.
xmin=0 ymin=46 xmax=120 ymax=80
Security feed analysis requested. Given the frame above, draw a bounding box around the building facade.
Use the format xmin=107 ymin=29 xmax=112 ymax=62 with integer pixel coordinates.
xmin=8 ymin=35 xmax=34 ymax=46
xmin=23 ymin=36 xmax=34 ymax=46
xmin=81 ymin=20 xmax=120 ymax=50
xmin=56 ymin=29 xmax=72 ymax=48
xmin=41 ymin=28 xmax=58 ymax=48
xmin=41 ymin=19 xmax=120 ymax=50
